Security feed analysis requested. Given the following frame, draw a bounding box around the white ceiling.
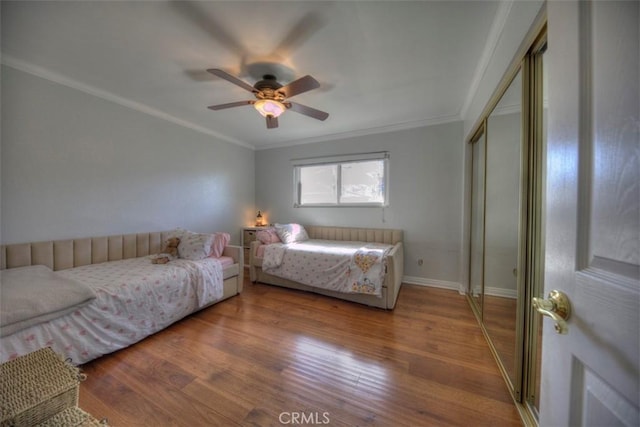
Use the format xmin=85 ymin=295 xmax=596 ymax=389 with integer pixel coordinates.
xmin=2 ymin=0 xmax=501 ymax=150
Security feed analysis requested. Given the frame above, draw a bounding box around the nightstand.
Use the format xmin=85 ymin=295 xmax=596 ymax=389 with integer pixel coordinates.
xmin=242 ymin=227 xmax=264 ymax=268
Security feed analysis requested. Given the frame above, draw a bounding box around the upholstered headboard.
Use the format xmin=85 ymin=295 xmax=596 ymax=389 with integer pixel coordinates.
xmin=305 ymin=226 xmax=403 ymax=245
xmin=1 ymin=231 xmax=175 ymax=271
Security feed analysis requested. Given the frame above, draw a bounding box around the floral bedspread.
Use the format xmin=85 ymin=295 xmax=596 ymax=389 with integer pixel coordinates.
xmin=262 ymin=240 xmax=393 ymax=296
xmin=0 ymin=256 xmax=223 ymax=364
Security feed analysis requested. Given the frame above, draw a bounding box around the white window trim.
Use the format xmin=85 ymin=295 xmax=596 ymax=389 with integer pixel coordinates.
xmin=292 ymin=152 xmax=390 ymax=208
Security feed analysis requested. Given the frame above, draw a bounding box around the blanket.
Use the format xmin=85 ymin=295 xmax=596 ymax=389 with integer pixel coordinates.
xmin=172 ymin=258 xmax=224 ymax=307
xmin=262 ymin=240 xmax=392 ymax=296
xmin=1 ymin=256 xmax=224 ymax=364
xmin=349 ymin=247 xmax=389 ymax=294
xmin=262 ymin=243 xmax=287 ymax=270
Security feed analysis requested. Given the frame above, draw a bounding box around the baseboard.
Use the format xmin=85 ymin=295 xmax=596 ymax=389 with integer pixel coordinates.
xmin=484 ymin=286 xmax=518 ymax=299
xmin=402 ymin=276 xmax=464 ymax=294
xmin=402 ymin=277 xmax=517 ymax=299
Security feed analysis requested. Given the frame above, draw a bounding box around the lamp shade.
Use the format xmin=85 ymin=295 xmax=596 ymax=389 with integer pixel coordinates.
xmin=254 ymin=99 xmax=286 ymax=118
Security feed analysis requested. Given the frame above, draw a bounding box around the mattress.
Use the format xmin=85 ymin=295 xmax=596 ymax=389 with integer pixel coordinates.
xmin=0 ymin=256 xmax=225 ymax=364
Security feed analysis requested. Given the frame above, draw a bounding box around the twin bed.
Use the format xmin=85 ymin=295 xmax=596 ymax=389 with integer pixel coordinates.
xmin=249 ymin=225 xmax=404 ymax=310
xmin=0 ymin=231 xmax=243 ymax=364
xmin=0 ymin=225 xmax=404 ymax=365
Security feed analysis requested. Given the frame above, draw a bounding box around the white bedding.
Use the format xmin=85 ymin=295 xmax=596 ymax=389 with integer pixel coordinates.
xmin=1 ymin=265 xmax=96 ymax=337
xmin=261 ymin=240 xmax=392 ymax=296
xmin=0 ymin=256 xmax=223 ymax=364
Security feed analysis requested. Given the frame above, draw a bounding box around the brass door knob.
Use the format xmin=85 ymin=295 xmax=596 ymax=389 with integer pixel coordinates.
xmin=532 ymin=290 xmax=572 ymax=334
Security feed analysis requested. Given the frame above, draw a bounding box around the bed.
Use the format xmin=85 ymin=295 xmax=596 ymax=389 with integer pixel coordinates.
xmin=0 ymin=230 xmax=243 ymax=364
xmin=249 ymin=225 xmax=403 ymax=309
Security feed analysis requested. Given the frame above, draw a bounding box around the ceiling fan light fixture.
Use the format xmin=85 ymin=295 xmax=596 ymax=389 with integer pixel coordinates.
xmin=254 ymin=99 xmax=286 ymax=118
xmin=207 ymin=69 xmax=328 ymax=129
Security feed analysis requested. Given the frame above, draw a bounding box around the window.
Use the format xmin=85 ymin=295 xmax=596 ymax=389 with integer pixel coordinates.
xmin=293 ymin=152 xmax=389 ymax=207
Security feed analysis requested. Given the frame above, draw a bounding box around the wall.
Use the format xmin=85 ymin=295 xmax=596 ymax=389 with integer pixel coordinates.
xmin=462 ymin=0 xmax=544 ymax=139
xmin=255 ymin=122 xmax=464 ymax=287
xmin=1 ymin=65 xmax=255 ymax=245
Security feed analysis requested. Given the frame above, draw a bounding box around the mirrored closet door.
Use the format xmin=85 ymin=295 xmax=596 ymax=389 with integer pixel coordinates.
xmin=467 ymin=29 xmax=547 ymax=424
xmin=483 ymin=69 xmax=523 ymax=390
xmin=468 ymin=69 xmax=524 ymax=394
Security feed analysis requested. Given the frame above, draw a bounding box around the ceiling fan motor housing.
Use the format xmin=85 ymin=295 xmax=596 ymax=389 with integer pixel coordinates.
xmin=254 ymin=74 xmax=282 ymax=90
xmin=254 ymin=75 xmax=285 ymax=101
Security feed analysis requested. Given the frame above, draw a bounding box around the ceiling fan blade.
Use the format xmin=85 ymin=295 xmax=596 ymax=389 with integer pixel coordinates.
xmin=278 ymin=75 xmax=320 ymax=98
xmin=287 ymin=102 xmax=329 ymax=121
xmin=170 ymin=1 xmax=247 ymax=56
xmin=266 ymin=116 xmax=279 ymax=129
xmin=270 ymin=11 xmax=327 ymax=58
xmin=207 ymin=69 xmax=256 ymax=93
xmin=207 ymin=100 xmax=255 ymax=110
xmin=185 ymin=69 xmax=216 ymax=82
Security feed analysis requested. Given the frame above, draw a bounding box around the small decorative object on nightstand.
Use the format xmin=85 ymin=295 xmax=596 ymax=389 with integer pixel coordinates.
xmin=255 ymin=210 xmax=264 ymax=227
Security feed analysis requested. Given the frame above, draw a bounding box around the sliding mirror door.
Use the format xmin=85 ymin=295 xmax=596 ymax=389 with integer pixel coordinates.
xmin=483 ymin=69 xmax=524 ymax=390
xmin=466 ymin=25 xmax=547 ymax=424
xmin=468 ymin=68 xmax=525 ymax=396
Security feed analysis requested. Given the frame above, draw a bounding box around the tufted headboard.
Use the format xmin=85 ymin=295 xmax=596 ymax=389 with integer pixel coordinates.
xmin=1 ymin=231 xmax=175 ymax=271
xmin=305 ymin=226 xmax=403 ymax=245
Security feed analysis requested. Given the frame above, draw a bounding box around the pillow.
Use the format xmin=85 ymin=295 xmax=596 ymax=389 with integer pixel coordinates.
xmin=274 ymin=223 xmax=309 ymax=244
xmin=177 ymin=230 xmax=215 ymax=260
xmin=256 ymin=228 xmax=281 ymax=245
xmin=167 ymin=227 xmax=187 ymax=241
xmin=1 ymin=265 xmax=96 ymax=337
xmin=210 ymin=232 xmax=231 ymax=258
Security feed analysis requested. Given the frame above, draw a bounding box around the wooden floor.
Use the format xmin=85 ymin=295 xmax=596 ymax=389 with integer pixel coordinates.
xmin=79 ymin=279 xmax=522 ymax=426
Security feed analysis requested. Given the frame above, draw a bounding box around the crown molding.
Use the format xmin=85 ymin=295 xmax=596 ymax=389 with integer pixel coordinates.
xmin=1 ymin=54 xmax=254 ymax=150
xmin=2 ymin=55 xmax=469 ymax=153
xmin=459 ymin=0 xmax=514 ymax=119
xmin=256 ymin=113 xmax=461 ymax=150
xmin=490 ymin=102 xmax=521 ymax=117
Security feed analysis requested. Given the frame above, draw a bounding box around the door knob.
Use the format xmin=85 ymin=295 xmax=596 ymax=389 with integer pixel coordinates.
xmin=532 ymin=290 xmax=571 ymax=334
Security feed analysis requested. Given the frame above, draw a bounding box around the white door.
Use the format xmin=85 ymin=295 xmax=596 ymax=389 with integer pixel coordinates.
xmin=541 ymin=1 xmax=639 ymax=426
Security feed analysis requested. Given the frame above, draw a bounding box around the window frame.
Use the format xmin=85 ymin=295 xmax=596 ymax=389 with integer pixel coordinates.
xmin=292 ymin=152 xmax=390 ymax=208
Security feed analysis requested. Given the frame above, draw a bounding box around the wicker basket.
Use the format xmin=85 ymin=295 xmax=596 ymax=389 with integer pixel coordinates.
xmin=35 ymin=407 xmax=106 ymax=427
xmin=0 ymin=348 xmax=83 ymax=427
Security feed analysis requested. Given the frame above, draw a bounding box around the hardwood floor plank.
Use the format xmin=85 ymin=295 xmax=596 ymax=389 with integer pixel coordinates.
xmin=79 ymin=281 xmax=521 ymax=426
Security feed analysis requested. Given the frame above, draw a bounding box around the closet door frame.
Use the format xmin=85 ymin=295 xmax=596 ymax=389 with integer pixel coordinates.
xmin=468 ymin=124 xmax=487 ymax=321
xmin=522 ymin=31 xmax=548 ymax=420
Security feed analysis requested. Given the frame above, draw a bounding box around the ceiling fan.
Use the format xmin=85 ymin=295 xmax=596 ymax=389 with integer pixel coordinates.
xmin=207 ymin=69 xmax=329 ymax=129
